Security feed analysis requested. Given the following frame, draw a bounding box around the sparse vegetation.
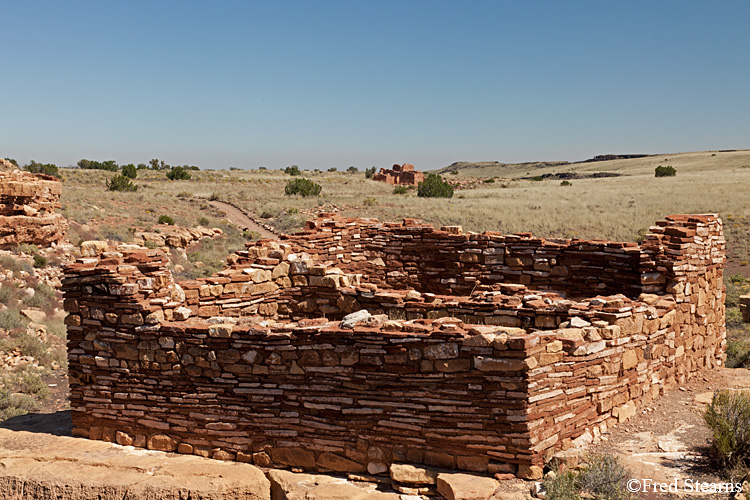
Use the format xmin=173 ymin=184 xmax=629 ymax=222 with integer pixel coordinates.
xmin=0 ymin=389 xmax=39 ymax=421
xmin=655 ymin=165 xmax=677 ymax=177
xmin=23 ymin=160 xmax=60 ymax=178
xmin=121 ymin=164 xmax=137 ymax=179
xmin=57 ymin=150 xmax=750 ymax=251
xmin=543 ymin=453 xmax=632 ymax=500
xmin=417 ymin=174 xmax=453 ymax=198
xmin=704 ymin=389 xmax=750 ymax=480
xmin=393 ymin=185 xmax=409 ymax=195
xmin=106 ymin=174 xmax=137 ymax=192
xmin=78 ymin=159 xmax=118 ymax=171
xmin=285 ymin=178 xmax=321 ymax=197
xmin=561 ymin=180 xmax=572 ymax=186
xmin=158 ymin=215 xmax=175 ymax=225
xmin=0 ymin=309 xmax=28 ymax=331
xmin=284 ymin=165 xmax=301 ymax=176
xmin=166 ymin=166 xmax=192 ymax=180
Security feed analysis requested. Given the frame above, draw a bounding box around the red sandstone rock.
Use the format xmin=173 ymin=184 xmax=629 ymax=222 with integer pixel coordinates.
xmin=436 ymin=473 xmax=500 ymax=500
xmin=0 ymin=167 xmax=67 ymax=247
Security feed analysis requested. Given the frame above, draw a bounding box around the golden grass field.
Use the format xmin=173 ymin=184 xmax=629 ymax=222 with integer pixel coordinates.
xmin=59 ymin=149 xmax=750 ymax=274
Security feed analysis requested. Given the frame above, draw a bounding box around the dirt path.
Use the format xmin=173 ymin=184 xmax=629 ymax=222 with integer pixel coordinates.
xmin=588 ymin=367 xmax=750 ymax=499
xmin=208 ymin=200 xmax=278 ymax=240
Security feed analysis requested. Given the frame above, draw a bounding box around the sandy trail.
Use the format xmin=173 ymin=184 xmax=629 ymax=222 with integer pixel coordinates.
xmin=208 ymin=200 xmax=278 ymax=240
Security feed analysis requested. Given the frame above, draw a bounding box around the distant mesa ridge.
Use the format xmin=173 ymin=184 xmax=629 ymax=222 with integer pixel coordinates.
xmin=437 ymin=154 xmax=659 ymax=175
xmin=435 ymin=160 xmax=568 ymax=174
xmin=577 ymin=154 xmax=652 ymax=163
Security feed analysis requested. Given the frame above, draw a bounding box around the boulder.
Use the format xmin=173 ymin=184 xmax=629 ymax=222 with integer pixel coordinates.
xmin=268 ymin=469 xmax=399 ymax=500
xmin=436 ymin=473 xmax=500 ymax=500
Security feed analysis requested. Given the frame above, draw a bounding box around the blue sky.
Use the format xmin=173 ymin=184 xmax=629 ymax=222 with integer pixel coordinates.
xmin=2 ymin=1 xmax=748 ymax=170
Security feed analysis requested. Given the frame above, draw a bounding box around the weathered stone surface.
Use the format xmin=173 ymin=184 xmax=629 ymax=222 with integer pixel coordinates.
xmin=341 ymin=309 xmax=371 ymax=328
xmin=173 ymin=306 xmax=192 ymax=321
xmin=20 ymin=309 xmax=46 ymax=323
xmin=516 ymin=465 xmax=543 ymax=480
xmin=268 ymin=469 xmax=399 ymax=500
xmin=133 ymin=225 xmax=223 ymax=249
xmin=613 ymin=401 xmax=637 ymax=423
xmin=80 ymin=240 xmax=109 ymax=257
xmin=0 ymin=168 xmax=67 ymax=248
xmin=0 ymin=425 xmax=270 ymax=500
xmin=147 ymin=434 xmax=178 ymax=452
xmin=270 ymin=447 xmax=316 ymax=469
xmin=316 ymin=452 xmax=366 ymax=473
xmin=621 ymin=349 xmax=638 ymax=370
xmin=390 ymin=463 xmax=438 ymax=485
xmin=436 ymin=472 xmax=499 ymax=500
xmin=474 ymin=356 xmax=528 ymax=372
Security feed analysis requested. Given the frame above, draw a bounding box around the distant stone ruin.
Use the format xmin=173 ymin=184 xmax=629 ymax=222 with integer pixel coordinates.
xmin=0 ymin=162 xmax=67 ymax=248
xmin=372 ymin=163 xmax=425 ymax=185
xmin=63 ymin=213 xmax=725 ymax=480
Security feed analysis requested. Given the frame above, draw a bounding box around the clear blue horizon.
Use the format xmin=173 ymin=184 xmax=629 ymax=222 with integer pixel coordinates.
xmin=2 ymin=1 xmax=748 ymax=170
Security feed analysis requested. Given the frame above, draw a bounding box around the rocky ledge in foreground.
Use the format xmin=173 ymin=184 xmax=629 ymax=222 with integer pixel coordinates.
xmin=0 ymin=412 xmax=270 ymax=500
xmin=0 ymin=412 xmax=532 ymax=500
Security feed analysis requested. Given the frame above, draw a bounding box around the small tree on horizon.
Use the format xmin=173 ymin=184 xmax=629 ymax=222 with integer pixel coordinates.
xmin=121 ymin=164 xmax=137 ymax=179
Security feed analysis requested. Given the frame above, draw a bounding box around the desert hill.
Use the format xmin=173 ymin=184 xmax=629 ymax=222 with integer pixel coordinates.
xmin=433 ymin=149 xmax=750 ymax=179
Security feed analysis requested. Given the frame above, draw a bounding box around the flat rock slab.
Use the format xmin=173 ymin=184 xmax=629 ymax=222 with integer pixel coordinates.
xmin=390 ymin=463 xmax=439 ymax=485
xmin=437 ymin=472 xmax=500 ymax=500
xmin=0 ymin=414 xmax=269 ymax=500
xmin=268 ymin=469 xmax=400 ymax=500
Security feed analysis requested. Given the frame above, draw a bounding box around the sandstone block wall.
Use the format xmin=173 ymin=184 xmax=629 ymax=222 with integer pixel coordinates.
xmin=62 ymin=214 xmax=725 ymax=478
xmin=0 ymin=168 xmax=67 ymax=247
xmin=133 ymin=224 xmax=223 ymax=249
xmin=372 ymin=164 xmax=426 ymax=186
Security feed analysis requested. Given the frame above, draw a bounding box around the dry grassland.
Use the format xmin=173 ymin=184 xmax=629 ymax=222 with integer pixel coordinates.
xmin=58 ymin=150 xmax=750 ymax=271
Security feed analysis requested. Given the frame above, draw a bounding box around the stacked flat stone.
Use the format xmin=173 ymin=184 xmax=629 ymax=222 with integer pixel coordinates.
xmin=372 ymin=163 xmax=426 ymax=186
xmin=0 ymin=167 xmax=67 ymax=247
xmin=62 ymin=213 xmax=726 ymax=480
xmin=133 ymin=225 xmax=223 ymax=249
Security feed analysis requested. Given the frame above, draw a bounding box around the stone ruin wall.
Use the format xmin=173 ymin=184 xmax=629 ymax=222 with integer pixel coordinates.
xmin=372 ymin=163 xmax=426 ymax=186
xmin=0 ymin=163 xmax=67 ymax=248
xmin=62 ymin=214 xmax=725 ymax=479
